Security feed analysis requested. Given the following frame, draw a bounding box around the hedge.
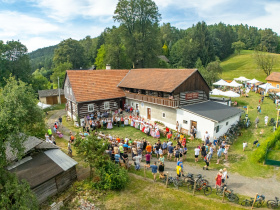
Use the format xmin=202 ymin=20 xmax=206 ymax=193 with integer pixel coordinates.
xmin=253 ymin=127 xmax=280 ymax=163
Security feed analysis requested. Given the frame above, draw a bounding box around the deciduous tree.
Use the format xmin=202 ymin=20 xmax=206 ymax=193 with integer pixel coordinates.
xmin=254 ymin=50 xmax=276 ymax=76
xmin=232 ymin=41 xmax=246 ymax=55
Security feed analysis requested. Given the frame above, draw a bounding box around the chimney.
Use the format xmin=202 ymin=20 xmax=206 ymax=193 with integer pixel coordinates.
xmin=106 ymin=64 xmax=111 ymax=70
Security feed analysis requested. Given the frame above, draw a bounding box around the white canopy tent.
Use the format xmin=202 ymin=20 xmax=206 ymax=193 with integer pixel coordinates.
xmin=276 ymin=92 xmax=280 ymax=97
xmin=220 ymin=90 xmax=240 ymax=97
xmin=37 ymin=102 xmax=52 ymax=109
xmin=247 ymin=78 xmax=260 ymax=84
xmin=259 ymin=83 xmax=277 ymax=91
xmin=228 ymin=80 xmax=243 ymax=87
xmin=213 ymin=79 xmax=229 ymax=86
xmin=234 ymin=76 xmax=250 ymax=82
xmin=210 ymin=88 xmax=223 ymax=95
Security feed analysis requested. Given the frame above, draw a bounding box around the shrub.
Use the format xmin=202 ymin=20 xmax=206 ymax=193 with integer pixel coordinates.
xmin=253 ymin=127 xmax=280 ymax=162
xmin=93 ymin=160 xmax=129 ymax=190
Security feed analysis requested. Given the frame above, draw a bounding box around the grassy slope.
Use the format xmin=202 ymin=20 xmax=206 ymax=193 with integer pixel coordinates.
xmin=221 ymin=50 xmax=280 ymax=82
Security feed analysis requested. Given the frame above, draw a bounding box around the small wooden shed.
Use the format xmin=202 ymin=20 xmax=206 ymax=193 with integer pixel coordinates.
xmin=38 ymin=89 xmax=67 ymax=105
xmin=7 ymin=136 xmax=77 ymax=204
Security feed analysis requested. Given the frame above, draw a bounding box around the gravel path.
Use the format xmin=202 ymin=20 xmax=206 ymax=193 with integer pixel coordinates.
xmin=48 ymin=109 xmax=280 ymax=200
xmin=139 ymin=154 xmax=280 ymax=200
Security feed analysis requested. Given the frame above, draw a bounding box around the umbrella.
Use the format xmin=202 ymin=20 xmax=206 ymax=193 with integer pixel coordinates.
xmin=234 ymin=76 xmax=250 ymax=82
xmin=247 ymin=78 xmax=260 ymax=84
xmin=228 ymin=80 xmax=242 ymax=87
xmin=220 ymin=90 xmax=240 ymax=97
xmin=210 ymin=89 xmax=223 ymax=95
xmin=213 ymin=79 xmax=229 ymax=86
xmin=37 ymin=102 xmax=51 ymax=109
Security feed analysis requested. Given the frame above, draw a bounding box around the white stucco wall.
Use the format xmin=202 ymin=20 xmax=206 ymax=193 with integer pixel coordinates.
xmin=214 ymin=114 xmax=241 ymax=138
xmin=177 ymin=109 xmax=215 ymax=141
xmin=127 ymin=99 xmax=177 ymax=130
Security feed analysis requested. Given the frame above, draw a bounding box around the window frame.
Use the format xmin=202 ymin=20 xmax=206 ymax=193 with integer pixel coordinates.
xmin=88 ymin=104 xmax=94 ymax=112
xmin=162 ymin=112 xmax=166 ymax=118
xmin=104 ymin=101 xmax=110 ymax=110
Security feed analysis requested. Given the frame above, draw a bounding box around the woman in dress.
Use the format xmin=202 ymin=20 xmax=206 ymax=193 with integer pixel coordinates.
xmin=124 ymin=117 xmax=129 ymax=126
xmin=155 ymin=128 xmax=160 ymax=138
xmin=215 ymin=169 xmax=223 ymax=188
xmin=107 ymin=119 xmax=113 ymax=129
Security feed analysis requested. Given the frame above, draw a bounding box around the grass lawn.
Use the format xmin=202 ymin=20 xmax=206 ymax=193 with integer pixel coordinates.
xmin=61 ymin=90 xmax=279 ymax=178
xmin=102 ymin=174 xmax=245 ymax=210
xmin=220 ymin=50 xmax=280 ymax=82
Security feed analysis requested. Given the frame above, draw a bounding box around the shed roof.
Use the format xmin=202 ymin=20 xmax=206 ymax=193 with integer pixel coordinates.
xmin=6 ymin=135 xmax=42 ymax=162
xmin=38 ymin=89 xmax=64 ymax=97
xmin=118 ymin=68 xmax=197 ymax=92
xmin=9 ymin=152 xmax=64 ymax=188
xmin=180 ymin=101 xmax=243 ymax=122
xmin=9 ymin=149 xmax=77 ymax=188
xmin=45 ymin=149 xmax=77 ymax=171
xmin=266 ymin=72 xmax=280 ymax=82
xmin=66 ymin=70 xmax=130 ymax=102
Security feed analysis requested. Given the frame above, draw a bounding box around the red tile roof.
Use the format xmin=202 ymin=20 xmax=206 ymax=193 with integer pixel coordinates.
xmin=66 ymin=70 xmax=130 ymax=102
xmin=266 ymin=72 xmax=280 ymax=82
xmin=118 ymin=68 xmax=197 ymax=92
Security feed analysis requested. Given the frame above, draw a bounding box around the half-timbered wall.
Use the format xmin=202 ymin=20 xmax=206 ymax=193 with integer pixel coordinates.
xmin=179 ymin=90 xmax=207 ymax=106
xmin=78 ymin=98 xmax=122 ymax=118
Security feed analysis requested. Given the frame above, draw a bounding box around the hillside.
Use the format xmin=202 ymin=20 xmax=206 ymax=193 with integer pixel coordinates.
xmin=29 ymin=45 xmax=57 ymax=72
xmin=220 ymin=50 xmax=280 ymax=82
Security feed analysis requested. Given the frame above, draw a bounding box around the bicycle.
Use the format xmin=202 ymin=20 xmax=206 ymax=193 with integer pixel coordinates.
xmin=187 ymin=174 xmax=212 ymax=196
xmin=241 ymin=195 xmax=265 ymax=208
xmin=216 ymin=185 xmax=239 ymax=203
xmin=267 ymin=197 xmax=279 ymax=209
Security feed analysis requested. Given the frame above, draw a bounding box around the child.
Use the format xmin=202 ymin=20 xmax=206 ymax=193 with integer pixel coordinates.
xmin=243 ymin=141 xmax=247 ymax=152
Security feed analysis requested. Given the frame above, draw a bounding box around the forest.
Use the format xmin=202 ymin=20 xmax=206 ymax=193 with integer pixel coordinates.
xmin=1 ymin=0 xmax=280 ymax=92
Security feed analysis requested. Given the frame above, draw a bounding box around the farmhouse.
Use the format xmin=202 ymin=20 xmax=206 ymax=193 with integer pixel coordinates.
xmin=266 ymin=72 xmax=280 ymax=92
xmin=38 ymin=89 xmax=67 ymax=105
xmin=7 ymin=136 xmax=77 ymax=203
xmin=64 ymin=68 xmax=242 ymax=140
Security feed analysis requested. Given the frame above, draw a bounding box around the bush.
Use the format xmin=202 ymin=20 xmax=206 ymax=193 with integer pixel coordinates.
xmin=253 ymin=127 xmax=280 ymax=162
xmin=93 ymin=160 xmax=129 ymax=190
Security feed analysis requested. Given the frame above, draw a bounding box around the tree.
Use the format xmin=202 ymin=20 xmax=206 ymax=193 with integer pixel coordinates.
xmin=254 ymin=50 xmax=276 ymax=76
xmin=74 ymin=134 xmax=109 ymax=179
xmin=197 ymin=58 xmax=222 ymax=86
xmin=0 ymin=40 xmax=31 ymax=86
xmin=50 ymin=62 xmax=72 ymax=88
xmin=53 ymin=38 xmax=85 ymax=69
xmin=0 ymin=76 xmax=45 ymax=209
xmin=114 ymin=0 xmax=161 ymax=68
xmin=94 ymin=45 xmax=106 ymax=69
xmin=104 ymin=26 xmax=131 ymax=69
xmin=232 ymin=41 xmax=245 ymax=55
xmin=31 ymin=69 xmax=50 ymax=92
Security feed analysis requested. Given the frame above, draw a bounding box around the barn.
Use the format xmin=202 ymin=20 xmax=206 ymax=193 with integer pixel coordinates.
xmin=7 ymin=136 xmax=77 ymax=204
xmin=38 ymin=89 xmax=67 ymax=105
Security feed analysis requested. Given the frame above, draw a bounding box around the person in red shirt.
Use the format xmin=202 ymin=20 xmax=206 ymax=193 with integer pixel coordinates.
xmin=167 ymin=132 xmax=172 ymax=140
xmin=116 ymin=137 xmax=120 ymax=143
xmin=166 ymin=127 xmax=169 ymax=133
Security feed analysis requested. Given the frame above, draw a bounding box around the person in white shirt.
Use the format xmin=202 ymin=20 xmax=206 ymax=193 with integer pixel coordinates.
xmin=204 ymin=131 xmax=210 ymax=142
xmin=167 ymin=140 xmax=172 ymax=147
xmin=243 ymin=141 xmax=247 ymax=151
xmin=264 ymin=115 xmax=269 ymax=126
xmin=125 ymin=137 xmax=129 ymax=144
xmin=222 ymin=168 xmax=228 ymax=186
xmin=194 ymin=146 xmax=200 ymax=162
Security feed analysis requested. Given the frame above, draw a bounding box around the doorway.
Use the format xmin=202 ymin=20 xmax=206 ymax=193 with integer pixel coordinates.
xmin=147 ymin=108 xmax=151 ymax=120
xmin=191 ymin=120 xmax=197 ymax=130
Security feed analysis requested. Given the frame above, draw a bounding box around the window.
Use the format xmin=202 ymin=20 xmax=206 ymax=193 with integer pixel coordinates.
xmin=114 ymin=102 xmax=117 ymax=107
xmin=162 ymin=112 xmax=166 ymax=118
xmin=277 ymin=84 xmax=279 ymax=89
xmin=131 ymin=102 xmax=134 ymax=106
xmin=88 ymin=104 xmax=94 ymax=112
xmin=216 ymin=126 xmax=220 ymax=133
xmin=104 ymin=101 xmax=110 ymax=110
xmin=226 ymin=122 xmax=229 ymax=126
xmin=183 ymin=120 xmax=188 ymax=124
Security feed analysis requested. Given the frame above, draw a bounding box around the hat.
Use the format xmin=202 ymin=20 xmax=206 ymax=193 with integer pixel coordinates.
xmin=219 ymin=169 xmax=223 ymax=173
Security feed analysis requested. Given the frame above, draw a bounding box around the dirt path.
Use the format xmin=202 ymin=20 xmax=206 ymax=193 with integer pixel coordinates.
xmin=47 ymin=110 xmax=280 ymax=200
xmin=139 ymin=155 xmax=280 ymax=200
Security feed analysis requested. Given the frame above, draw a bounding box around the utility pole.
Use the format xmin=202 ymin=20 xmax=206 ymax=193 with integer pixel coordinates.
xmin=58 ymin=77 xmax=61 ymax=104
